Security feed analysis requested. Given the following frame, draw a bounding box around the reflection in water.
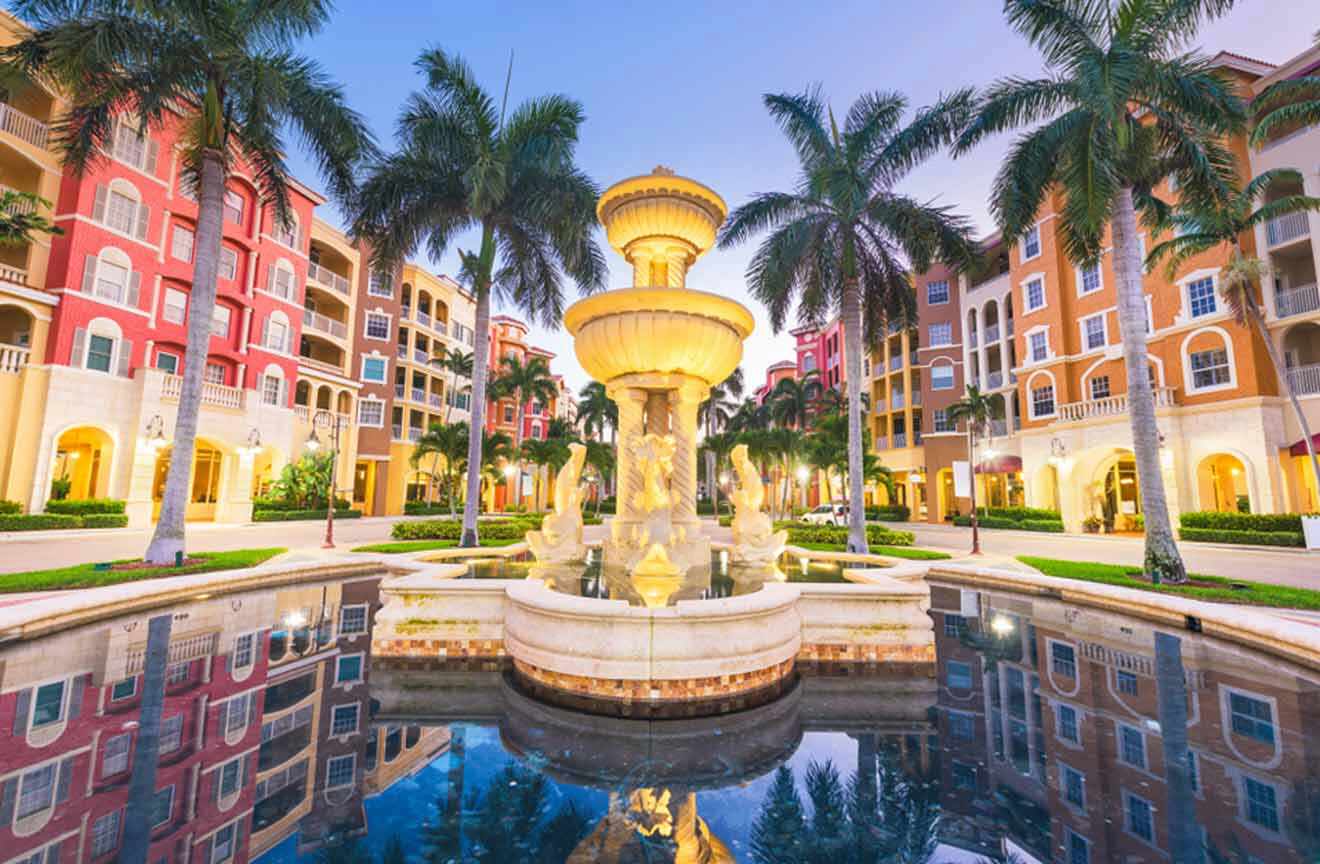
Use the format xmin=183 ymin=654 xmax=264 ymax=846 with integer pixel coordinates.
xmin=0 ymin=571 xmax=1317 ymax=863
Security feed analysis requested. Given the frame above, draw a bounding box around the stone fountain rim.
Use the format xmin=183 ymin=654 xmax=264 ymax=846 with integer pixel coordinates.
xmin=596 ymin=171 xmax=728 ymax=227
xmin=563 ymin=286 xmax=755 ymax=340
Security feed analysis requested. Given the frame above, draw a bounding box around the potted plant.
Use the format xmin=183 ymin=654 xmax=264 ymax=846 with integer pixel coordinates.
xmin=1082 ymin=516 xmax=1102 ymax=534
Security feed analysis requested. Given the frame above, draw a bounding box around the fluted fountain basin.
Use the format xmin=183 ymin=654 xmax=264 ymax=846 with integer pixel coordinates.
xmin=563 ymin=287 xmax=754 ymax=386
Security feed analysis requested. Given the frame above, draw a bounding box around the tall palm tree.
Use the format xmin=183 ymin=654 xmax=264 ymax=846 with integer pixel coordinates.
xmin=953 ymin=0 xmax=1246 ymax=582
xmin=806 ymin=412 xmax=890 ymax=509
xmin=720 ymin=87 xmax=977 ymax=552
xmin=699 ymin=367 xmax=743 ymax=510
xmin=769 ymin=371 xmax=819 ymax=429
xmin=577 ymin=380 xmax=617 ymax=442
xmin=1251 ymin=72 xmax=1320 ymax=148
xmin=948 ymin=385 xmax=1004 ymax=555
xmin=1146 ymin=168 xmax=1320 ymax=504
xmin=354 ymin=50 xmax=605 ymax=546
xmin=433 ymin=347 xmax=473 ymax=425
xmin=520 ymin=436 xmax=569 ymax=511
xmin=728 ymin=397 xmax=770 ymax=434
xmin=10 ymin=1 xmax=374 ymax=564
xmin=583 ymin=439 xmax=613 ymax=515
xmin=412 ymin=422 xmax=468 ymax=517
xmin=701 ymin=431 xmax=739 ymax=516
xmin=478 ymin=429 xmax=515 ymax=512
xmin=491 ymin=354 xmax=557 ymax=508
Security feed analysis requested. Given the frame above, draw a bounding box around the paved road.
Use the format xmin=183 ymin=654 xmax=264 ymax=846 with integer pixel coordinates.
xmin=1 ymin=516 xmax=1315 ymax=590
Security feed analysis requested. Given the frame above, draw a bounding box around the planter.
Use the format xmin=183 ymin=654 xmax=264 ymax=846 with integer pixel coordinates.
xmin=1304 ymin=515 xmax=1320 ymax=551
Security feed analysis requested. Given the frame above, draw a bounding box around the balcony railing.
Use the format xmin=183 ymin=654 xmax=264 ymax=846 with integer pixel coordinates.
xmin=987 ymin=371 xmax=1004 ymax=389
xmin=0 ymin=343 xmax=30 ymax=374
xmin=297 ymin=355 xmax=343 ymax=375
xmin=306 ymin=261 xmax=351 ymax=296
xmin=429 ymin=394 xmax=443 ymax=408
xmin=1287 ymin=363 xmax=1320 ymax=396
xmin=875 ymin=436 xmax=888 ymax=450
xmin=1058 ymin=386 xmax=1177 ymax=422
xmin=893 ymin=432 xmax=907 ymax=448
xmin=302 ymin=308 xmax=347 ymax=340
xmin=969 ymin=271 xmax=1010 ymax=294
xmin=161 ymin=374 xmax=244 ymax=409
xmin=984 ymin=324 xmax=1000 ymax=343
xmin=0 ymin=184 xmax=39 ymax=216
xmin=0 ymin=102 xmax=50 ymax=149
xmin=1267 ymin=211 xmax=1310 ymax=247
xmin=912 ymin=391 xmax=922 ymax=406
xmin=394 ymin=383 xmax=405 ymax=398
xmin=294 ymin=405 xmax=310 ymax=423
xmin=417 ymin=310 xmax=432 ymax=329
xmin=0 ymin=264 xmax=30 ymax=287
xmin=392 ymin=423 xmax=403 ymax=440
xmin=889 ymin=355 xmax=903 ymax=371
xmin=408 ymin=427 xmax=423 ymax=442
xmin=1276 ymin=283 xmax=1320 ymax=318
xmin=988 ymin=419 xmax=1008 ymax=437
xmin=396 ymin=344 xmax=407 ymax=359
xmin=413 ymin=348 xmax=429 ymax=364
xmin=410 ymin=386 xmax=426 ymax=402
xmin=892 ymin=393 xmax=906 ymax=409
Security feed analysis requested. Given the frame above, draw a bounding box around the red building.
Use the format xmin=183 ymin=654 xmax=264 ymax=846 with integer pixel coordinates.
xmin=486 ymin=314 xmax=561 ymax=510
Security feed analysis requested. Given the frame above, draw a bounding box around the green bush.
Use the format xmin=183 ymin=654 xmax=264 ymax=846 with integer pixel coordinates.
xmin=774 ymin=521 xmax=915 ymax=548
xmin=403 ymin=502 xmax=454 ymax=516
xmin=1022 ymin=519 xmax=1066 ymax=533
xmin=391 ymin=519 xmax=529 ymax=541
xmin=696 ymin=499 xmax=731 ymax=515
xmin=82 ymin=513 xmax=130 ymax=529
xmin=1179 ymin=511 xmax=1304 ymax=534
xmin=252 ymin=508 xmax=362 ymax=522
xmin=0 ymin=500 xmax=21 ymax=515
xmin=718 ymin=515 xmax=733 ymax=528
xmin=0 ymin=513 xmax=83 ymax=531
xmin=1179 ymin=527 xmax=1303 ymax=547
xmin=865 ymin=505 xmax=911 ymax=522
xmin=976 ymin=506 xmax=1061 ymax=521
xmin=44 ymin=498 xmax=127 ymax=516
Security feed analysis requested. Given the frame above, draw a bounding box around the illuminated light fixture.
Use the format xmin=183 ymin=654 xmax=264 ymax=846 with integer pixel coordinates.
xmin=1121 ymin=477 xmax=1134 ymax=486
xmin=238 ymin=428 xmax=262 ymax=457
xmin=990 ymin=614 xmax=1015 ymax=636
xmin=1230 ymin=467 xmax=1241 ymax=477
xmin=503 ymin=464 xmax=517 ymax=478
xmin=68 ymin=450 xmax=80 ymax=460
xmin=796 ymin=466 xmax=810 ymax=482
xmin=719 ymin=472 xmax=730 ymax=485
xmin=304 ymin=428 xmax=322 ymax=452
xmin=983 ymin=449 xmax=999 ymax=460
xmin=282 ymin=611 xmax=307 ymax=629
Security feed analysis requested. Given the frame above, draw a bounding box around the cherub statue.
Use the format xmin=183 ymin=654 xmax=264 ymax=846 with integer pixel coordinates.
xmin=630 ymin=433 xmax=677 ymax=515
xmin=526 ymin=442 xmax=588 ymax=563
xmin=728 ymin=443 xmax=787 ymax=565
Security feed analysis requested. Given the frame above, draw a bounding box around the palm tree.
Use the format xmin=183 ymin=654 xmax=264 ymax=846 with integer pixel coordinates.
xmin=953 ymin=0 xmax=1246 ymax=582
xmin=1251 ymin=72 xmax=1320 ymax=148
xmin=491 ymin=354 xmax=558 ymax=509
xmin=520 ymin=436 xmax=569 ymax=511
xmin=767 ymin=426 xmax=806 ymax=518
xmin=769 ymin=371 xmax=819 ymax=429
xmin=948 ymin=386 xmax=1004 ymax=555
xmin=583 ymin=439 xmax=613 ymax=515
xmin=699 ymin=367 xmax=743 ymax=510
xmin=412 ymin=422 xmax=468 ymax=517
xmin=10 ymin=1 xmax=374 ymax=564
xmin=478 ymin=429 xmax=515 ymax=512
xmin=0 ymin=190 xmax=60 ymax=246
xmin=728 ymin=397 xmax=770 ymax=434
xmin=433 ymin=347 xmax=473 ymax=425
xmin=720 ymin=87 xmax=977 ymax=553
xmin=1146 ymin=169 xmax=1320 ymax=504
xmin=354 ymin=49 xmax=605 ymax=547
xmin=701 ymin=431 xmax=739 ymax=516
xmin=577 ymin=381 xmax=617 ymax=442
xmin=806 ymin=412 xmax=891 ymax=510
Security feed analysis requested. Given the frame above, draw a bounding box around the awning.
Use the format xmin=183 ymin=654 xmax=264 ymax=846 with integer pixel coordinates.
xmin=975 ymin=454 xmax=1023 ymax=474
xmin=1289 ymin=434 xmax=1320 ymax=457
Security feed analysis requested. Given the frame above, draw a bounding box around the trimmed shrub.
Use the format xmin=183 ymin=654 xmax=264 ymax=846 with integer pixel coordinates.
xmin=82 ymin=513 xmax=130 ymax=529
xmin=403 ymin=502 xmax=454 ymax=516
xmin=1022 ymin=519 xmax=1066 ymax=533
xmin=696 ymin=499 xmax=732 ymax=515
xmin=1179 ymin=527 xmax=1303 ymax=547
xmin=774 ymin=521 xmax=915 ymax=547
xmin=0 ymin=500 xmax=21 ymax=515
xmin=1179 ymin=511 xmax=1304 ymax=534
xmin=44 ymin=498 xmax=127 ymax=516
xmin=976 ymin=506 xmax=1061 ymax=522
xmin=0 ymin=513 xmax=83 ymax=531
xmin=391 ymin=519 xmax=528 ymax=541
xmin=865 ymin=505 xmax=911 ymax=522
xmin=252 ymin=509 xmax=362 ymax=522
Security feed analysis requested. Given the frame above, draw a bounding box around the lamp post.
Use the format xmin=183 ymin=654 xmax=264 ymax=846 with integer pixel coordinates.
xmin=306 ymin=411 xmax=344 ymax=549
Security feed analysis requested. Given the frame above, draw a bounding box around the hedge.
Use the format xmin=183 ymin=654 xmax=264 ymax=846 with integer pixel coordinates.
xmin=697 ymin=499 xmax=732 ymax=515
xmin=975 ymin=506 xmax=1061 ymax=522
xmin=865 ymin=505 xmax=911 ymax=522
xmin=0 ymin=500 xmax=20 ymax=515
xmin=1179 ymin=527 xmax=1304 ymax=547
xmin=44 ymin=498 xmax=126 ymax=516
xmin=252 ymin=497 xmax=351 ymax=512
xmin=1179 ymin=511 xmax=1304 ymax=534
xmin=81 ymin=514 xmax=130 ymax=529
xmin=0 ymin=513 xmax=90 ymax=531
xmin=773 ymin=521 xmax=915 ymax=547
xmin=952 ymin=514 xmax=1065 ymax=532
xmin=391 ymin=519 xmax=529 ymax=541
xmin=404 ymin=502 xmax=455 ymax=516
xmin=252 ymin=509 xmax=362 ymax=522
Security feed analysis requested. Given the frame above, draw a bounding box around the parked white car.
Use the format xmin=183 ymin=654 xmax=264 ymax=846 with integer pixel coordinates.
xmin=802 ymin=503 xmax=847 ymax=526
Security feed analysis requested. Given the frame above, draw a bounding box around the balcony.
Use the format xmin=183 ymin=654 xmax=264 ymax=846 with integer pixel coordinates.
xmin=0 ymin=102 xmax=50 ymax=149
xmin=912 ymin=390 xmax=922 ymax=406
xmin=1277 ymin=283 xmax=1320 ymax=318
xmin=984 ymin=324 xmax=1000 ymax=343
xmin=417 ymin=310 xmax=432 ymax=329
xmin=875 ymin=436 xmax=888 ymax=450
xmin=892 ymin=393 xmax=906 ymax=409
xmin=1267 ymin=212 xmax=1310 ymax=248
xmin=893 ymin=432 xmax=907 ymax=448
xmin=429 ymin=393 xmax=443 ymax=408
xmin=889 ymin=355 xmax=903 ymax=371
xmin=1057 ymin=386 xmax=1177 ymax=422
xmin=306 ymin=261 xmax=351 ymax=296
xmin=394 ymin=383 xmax=405 ymax=398
xmin=161 ymin=374 xmax=244 ymax=410
xmin=302 ymin=308 xmax=347 ymax=340
xmin=1287 ymin=363 xmax=1320 ymax=396
xmin=407 ymin=427 xmax=423 ymax=442
xmin=396 ymin=344 xmax=407 ymax=359
xmin=0 ymin=264 xmax=31 ymax=287
xmin=0 ymin=343 xmax=29 ymax=374
xmin=969 ymin=271 xmax=1011 ymax=295
xmin=987 ymin=371 xmax=1004 ymax=389
xmin=411 ymin=386 xmax=426 ymax=402
xmin=392 ymin=423 xmax=403 ymax=439
xmin=297 ymin=354 xmax=342 ymax=376
xmin=413 ymin=348 xmax=429 ymax=364
xmin=988 ymin=419 xmax=1008 ymax=437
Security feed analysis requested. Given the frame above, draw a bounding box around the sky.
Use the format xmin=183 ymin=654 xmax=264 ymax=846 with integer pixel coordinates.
xmin=277 ymin=0 xmax=1319 ymax=396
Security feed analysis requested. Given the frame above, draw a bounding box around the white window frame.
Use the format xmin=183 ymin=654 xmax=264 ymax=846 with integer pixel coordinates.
xmin=217 ymin=757 xmax=243 ymax=799
xmin=223 ymin=190 xmax=245 ymax=226
xmin=103 ymin=732 xmax=132 ymax=776
xmin=1240 ymin=775 xmax=1282 ymax=833
xmin=162 ymin=287 xmax=187 ymax=325
xmin=927 ymin=321 xmax=953 ymax=347
xmin=1122 ymin=789 xmax=1157 ymax=846
xmin=219 ymin=247 xmax=239 ymax=282
xmin=16 ymin=762 xmax=57 ymax=820
xmin=204 ymin=362 xmax=227 ymax=385
xmin=1027 ymin=372 xmax=1057 ymax=420
xmin=1020 ymin=224 xmax=1041 ymax=262
xmin=171 ymin=224 xmax=194 ymax=263
xmin=1079 ymin=313 xmax=1107 ymax=353
xmin=155 ymin=350 xmax=179 ymax=375
xmin=1088 ymin=375 xmax=1111 ymax=401
xmin=1060 ymin=761 xmax=1086 ymax=809
xmin=91 ymin=809 xmax=122 ymax=859
xmin=1076 ymin=260 xmax=1103 ymax=296
xmin=264 ymin=312 xmax=291 ymax=354
xmin=364 ymin=311 xmax=392 ymax=342
xmin=151 ymin=784 xmax=175 ymax=828
xmin=325 ymin=754 xmax=356 ymax=790
xmin=212 ymin=305 xmax=232 ymax=339
xmin=1118 ymin=722 xmax=1147 ymax=769
xmin=1026 ymin=327 xmax=1050 ymax=364
xmin=930 ymin=362 xmax=955 ymax=391
xmin=232 ymin=632 xmax=256 ymax=670
xmin=357 ymin=398 xmax=385 ymax=428
xmin=926 ymin=279 xmax=950 ymax=305
xmin=360 ymin=354 xmax=388 ymax=383
xmin=330 ymin=703 xmax=359 ymax=737
xmin=211 ymin=822 xmax=236 ymax=864
xmin=104 ymin=182 xmax=142 ymax=237
xmin=339 ymin=603 xmax=369 ymax=636
xmin=335 ymin=652 xmax=364 ymax=684
xmin=1182 ymin=326 xmax=1237 ymax=394
xmin=1022 ymin=275 xmax=1047 ymax=314
xmin=1056 ymin=703 xmax=1080 ymax=744
xmin=110 ymin=677 xmax=137 ymax=701
xmin=368 ymin=271 xmax=394 ymax=298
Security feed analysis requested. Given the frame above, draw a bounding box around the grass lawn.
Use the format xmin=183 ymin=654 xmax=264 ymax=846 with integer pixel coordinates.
xmin=794 ymin=541 xmax=953 ymax=561
xmin=350 ymin=538 xmax=523 ymax=554
xmin=1018 ymin=556 xmax=1320 ymax=611
xmin=0 ymin=548 xmax=286 ymax=594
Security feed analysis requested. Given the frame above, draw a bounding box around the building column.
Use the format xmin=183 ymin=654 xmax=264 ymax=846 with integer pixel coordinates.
xmin=608 ymin=384 xmax=648 ymax=524
xmin=669 ymin=378 xmax=707 ymax=531
xmin=901 ymin=330 xmax=914 ymax=448
xmin=630 ymin=252 xmax=653 ymax=287
xmin=1306 ymin=171 xmax=1320 ymax=303
xmin=976 ymin=305 xmax=989 ymax=391
xmin=996 ymin=300 xmax=1010 ymax=389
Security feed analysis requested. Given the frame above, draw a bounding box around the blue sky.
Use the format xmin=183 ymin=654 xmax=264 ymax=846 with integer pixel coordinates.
xmin=281 ymin=0 xmax=1317 ymax=395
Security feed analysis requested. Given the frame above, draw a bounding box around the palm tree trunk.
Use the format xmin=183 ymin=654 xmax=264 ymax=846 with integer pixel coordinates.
xmin=460 ymin=247 xmax=494 ymax=546
xmin=144 ymin=151 xmax=226 ymax=564
xmin=1114 ymin=186 xmax=1185 ymax=582
xmin=841 ymin=278 xmax=869 ymax=553
xmin=448 ymin=465 xmax=457 ymax=520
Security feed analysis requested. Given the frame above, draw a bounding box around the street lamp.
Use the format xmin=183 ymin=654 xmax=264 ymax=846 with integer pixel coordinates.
xmin=306 ymin=411 xmax=345 ymax=549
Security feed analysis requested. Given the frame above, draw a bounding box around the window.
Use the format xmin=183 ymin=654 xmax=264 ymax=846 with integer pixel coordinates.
xmin=928 ymin=322 xmax=952 ymax=346
xmin=113 ymin=122 xmax=148 ymax=169
xmin=211 ymin=823 xmax=236 ymax=864
xmin=1124 ymin=792 xmax=1154 ymax=842
xmin=331 ymin=704 xmax=359 ymax=736
xmin=219 ymin=247 xmax=238 ymax=281
xmin=503 ymin=405 xmax=515 ymax=423
xmin=336 ymin=654 xmax=364 ymax=684
xmin=951 ymin=762 xmax=976 ymax=790
xmin=1229 ymin=693 xmax=1275 ymax=744
xmin=166 ymin=662 xmax=190 ymax=686
xmin=1029 ymin=330 xmax=1049 ymax=363
xmin=358 ymin=399 xmax=384 ymax=427
xmin=1021 ymin=225 xmax=1041 ymax=260
xmin=111 ymin=677 xmax=136 ymax=701
xmin=1051 ymin=643 xmax=1077 ymax=678
xmin=106 ymin=188 xmax=139 ymax=235
xmin=326 ymin=754 xmax=355 ymax=789
xmin=261 ymin=374 xmax=283 ymax=406
xmin=274 ymin=217 xmax=299 ymax=248
xmin=150 ymin=786 xmax=174 ymax=828
xmin=1187 ymin=750 xmax=1200 ymax=792
xmin=223 ymin=694 xmax=251 ymax=736
xmin=1058 ymin=704 xmax=1079 ymax=742
xmin=1062 ymin=764 xmax=1086 ymax=808
xmin=943 ymin=614 xmax=964 ymax=637
xmin=212 ymin=306 xmax=231 ymax=339
xmin=233 ymin=633 xmax=256 ymax=669
xmin=32 ymin=680 xmax=65 ymax=728
xmin=17 ymin=764 xmax=55 ymax=819
xmin=1116 ymin=670 xmax=1138 ymax=695
xmin=160 ymin=714 xmax=183 ymax=753
xmin=1066 ymin=830 xmax=1090 ymax=864
xmin=369 ymin=271 xmax=393 ymax=298
xmin=95 ymin=260 xmax=131 ymax=304
xmin=1243 ymin=777 xmax=1280 ymax=831
xmin=1188 ymin=276 xmax=1217 ymax=318
xmin=163 ymin=288 xmax=187 ymax=325
xmin=946 ymin=660 xmax=973 ymax=689
xmin=155 ymin=351 xmax=178 ymax=375
xmin=930 ymin=364 xmax=954 ymax=391
xmin=1120 ymin=725 xmax=1147 ymax=768
xmin=1190 ymin=348 xmax=1231 ymax=390
xmin=1089 ymin=376 xmax=1110 ymax=400
xmin=365 ymin=313 xmax=390 ymax=340
xmin=933 ymin=408 xmax=955 ymax=432
xmin=268 ymin=264 xmax=294 ymax=300
xmin=948 ymin=712 xmax=974 ymax=740
xmin=1082 ymin=314 xmax=1106 ymax=351
xmin=926 ymin=280 xmax=950 ymax=304
xmin=1024 ymin=277 xmax=1045 ymax=312
xmin=340 ymin=605 xmax=368 ymax=636
xmin=1031 ymin=383 xmax=1055 ymax=418
xmin=86 ymin=334 xmax=115 ymax=373
xmin=265 ymin=316 xmax=289 ymax=353
xmin=1079 ymin=262 xmax=1102 ymax=294
xmin=223 ymin=190 xmax=244 ymax=225
xmin=92 ymin=810 xmax=121 ymax=858
xmin=218 ymin=758 xmax=242 ymax=799
xmin=204 ymin=362 xmax=227 ymax=385
xmin=171 ymin=225 xmax=194 ymax=262
xmin=362 ymin=356 xmax=387 ymax=383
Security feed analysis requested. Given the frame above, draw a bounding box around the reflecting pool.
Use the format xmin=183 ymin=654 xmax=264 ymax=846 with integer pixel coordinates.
xmin=0 ymin=570 xmax=1315 ymax=863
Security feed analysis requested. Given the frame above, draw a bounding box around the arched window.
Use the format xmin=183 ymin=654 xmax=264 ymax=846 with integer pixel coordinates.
xmin=80 ymin=246 xmax=141 ymax=309
xmin=72 ymin=317 xmax=130 ymax=377
xmin=265 ymin=259 xmax=297 ymax=302
xmin=92 ymin=178 xmax=148 ymax=240
xmin=1182 ymin=326 xmax=1237 ymax=394
xmin=260 ymin=364 xmax=286 ymax=406
xmin=1026 ymin=370 xmax=1057 ymax=419
xmin=262 ymin=311 xmax=291 ymax=353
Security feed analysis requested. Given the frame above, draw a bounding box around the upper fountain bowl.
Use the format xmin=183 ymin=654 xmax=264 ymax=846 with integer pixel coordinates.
xmin=597 ymin=167 xmax=727 ymax=265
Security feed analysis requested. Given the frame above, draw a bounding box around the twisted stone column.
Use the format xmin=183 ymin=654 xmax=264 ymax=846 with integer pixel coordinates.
xmin=609 ymin=384 xmax=649 ymax=524
xmin=669 ymin=378 xmax=707 ymax=529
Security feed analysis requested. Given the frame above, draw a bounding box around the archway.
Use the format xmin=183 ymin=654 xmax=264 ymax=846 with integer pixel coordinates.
xmin=152 ymin=439 xmax=226 ymax=521
xmin=1032 ymin=463 xmax=1060 ymax=513
xmin=1196 ymin=453 xmax=1250 ymax=513
xmin=250 ymin=447 xmax=282 ymax=499
xmin=52 ymin=426 xmax=115 ymax=501
xmin=937 ymin=468 xmax=956 ymax=519
xmin=1089 ymin=449 xmax=1141 ymax=533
